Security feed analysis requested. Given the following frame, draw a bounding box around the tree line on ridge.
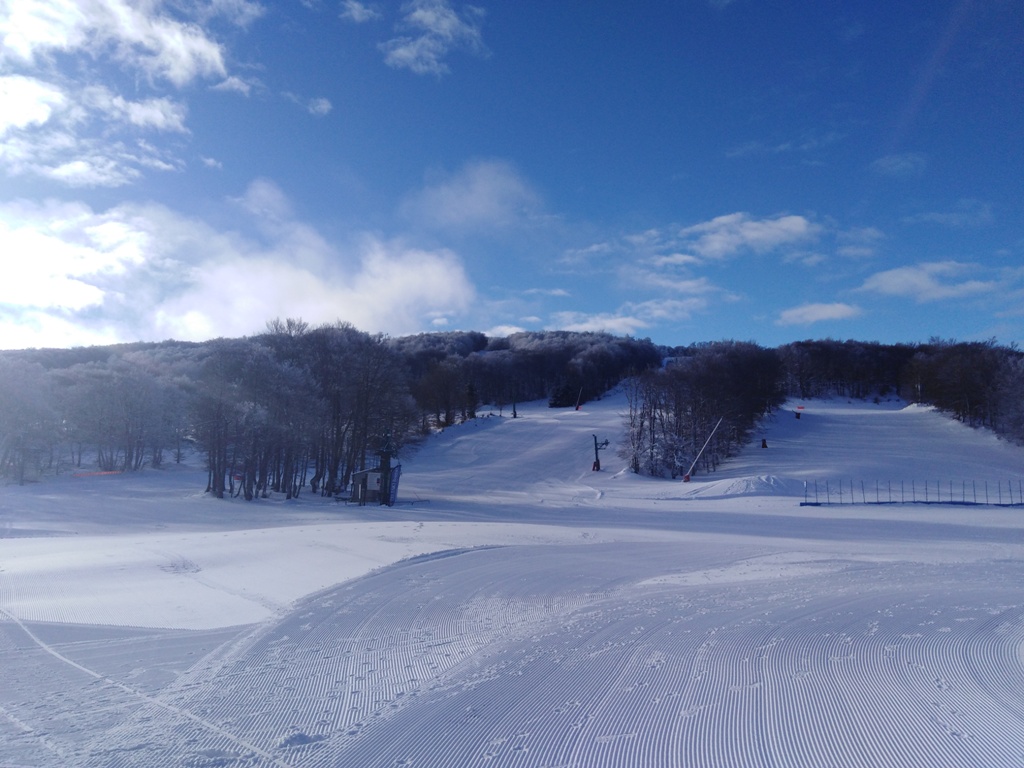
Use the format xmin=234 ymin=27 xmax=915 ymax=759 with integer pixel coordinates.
xmin=1 ymin=326 xmax=1021 ymax=490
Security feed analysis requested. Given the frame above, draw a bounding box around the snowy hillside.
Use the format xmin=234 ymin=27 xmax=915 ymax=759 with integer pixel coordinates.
xmin=2 ymin=394 xmax=1024 ymax=766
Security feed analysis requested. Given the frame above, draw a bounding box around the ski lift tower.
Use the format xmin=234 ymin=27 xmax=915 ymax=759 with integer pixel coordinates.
xmin=592 ymin=434 xmax=609 ymax=471
xmin=378 ymin=432 xmax=400 ymax=506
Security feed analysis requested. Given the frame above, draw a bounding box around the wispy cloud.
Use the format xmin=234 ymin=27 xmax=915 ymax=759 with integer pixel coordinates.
xmin=678 ymin=213 xmax=822 ymax=260
xmin=341 ymin=1 xmax=382 ymax=23
xmin=0 ymin=131 xmax=184 ymax=187
xmin=858 ymin=261 xmax=996 ymax=302
xmin=629 ymin=271 xmax=719 ymax=296
xmin=0 ymin=0 xmax=257 ymax=187
xmin=306 ymin=97 xmax=333 ymax=116
xmin=561 ymin=241 xmax=616 ymax=265
xmin=904 ymin=198 xmax=994 ymax=228
xmin=81 ymin=87 xmax=190 ymax=133
xmin=212 ymin=76 xmax=259 ymax=96
xmin=523 ymin=288 xmax=570 ymax=298
xmin=563 ymin=213 xmax=823 ymax=327
xmin=401 ymin=159 xmax=541 ymax=231
xmin=870 ymin=151 xmax=928 ymax=177
xmin=726 ymin=130 xmax=843 ymax=159
xmin=836 ymin=226 xmax=885 ymax=259
xmin=380 ymin=0 xmax=487 ymax=76
xmin=284 ymin=93 xmax=333 ymax=116
xmin=0 ymin=0 xmax=236 ymax=87
xmin=552 ymin=298 xmax=707 ymax=335
xmin=776 ymin=302 xmax=862 ymax=326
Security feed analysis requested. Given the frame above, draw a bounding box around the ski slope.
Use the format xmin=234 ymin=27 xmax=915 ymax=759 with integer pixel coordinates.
xmin=2 ymin=393 xmax=1024 ymax=766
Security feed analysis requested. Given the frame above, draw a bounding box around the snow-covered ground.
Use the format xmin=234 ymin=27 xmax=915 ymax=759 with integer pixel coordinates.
xmin=3 ymin=393 xmax=1024 ymax=766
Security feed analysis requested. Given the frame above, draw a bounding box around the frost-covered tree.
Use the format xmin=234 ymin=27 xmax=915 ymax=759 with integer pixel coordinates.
xmin=0 ymin=359 xmax=57 ymax=484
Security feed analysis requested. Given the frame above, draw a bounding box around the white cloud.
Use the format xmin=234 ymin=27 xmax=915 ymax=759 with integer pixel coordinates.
xmin=562 ymin=241 xmax=615 ymax=265
xmin=0 ymin=0 xmax=88 ymax=64
xmin=0 ymin=307 xmax=124 ymax=350
xmin=150 ymin=233 xmax=474 ymax=340
xmin=0 ymin=0 xmax=257 ymax=187
xmin=776 ymin=302 xmax=862 ymax=326
xmin=46 ymin=154 xmax=141 ymax=187
xmin=0 ymin=129 xmax=183 ymax=187
xmin=341 ymin=1 xmax=381 ymax=23
xmin=870 ymin=152 xmax=928 ymax=177
xmin=0 ymin=75 xmax=67 ymax=137
xmin=631 ymin=271 xmax=719 ymax=296
xmin=551 ymin=311 xmax=652 ymax=336
xmin=523 ymin=288 xmax=570 ymax=298
xmin=0 ymin=199 xmax=121 ymax=312
xmin=858 ymin=261 xmax=996 ymax=303
xmin=401 ymin=159 xmax=541 ymax=231
xmin=234 ymin=177 xmax=296 ymax=222
xmin=199 ymin=0 xmax=266 ymax=28
xmin=551 ymin=299 xmax=706 ymax=335
xmin=726 ymin=130 xmax=843 ymax=159
xmin=678 ymin=212 xmax=821 ymax=260
xmin=283 ymin=92 xmax=334 ymax=116
xmin=486 ymin=323 xmax=528 ymax=337
xmin=0 ymin=184 xmax=477 ymax=347
xmin=307 ymin=97 xmax=332 ymax=116
xmin=80 ymin=86 xmax=189 ymax=132
xmin=0 ymin=77 xmax=189 ymax=185
xmin=211 ymin=75 xmax=257 ymax=95
xmin=651 ymin=252 xmax=702 ymax=267
xmin=343 ymin=238 xmax=474 ymax=334
xmin=836 ymin=226 xmax=885 ymax=259
xmin=380 ymin=0 xmax=487 ymax=76
xmin=904 ymin=198 xmax=995 ymax=228
xmin=0 ymin=0 xmax=229 ymax=87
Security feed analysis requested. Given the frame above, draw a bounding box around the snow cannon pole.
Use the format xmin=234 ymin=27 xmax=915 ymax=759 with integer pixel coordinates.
xmin=683 ymin=416 xmax=724 ymax=482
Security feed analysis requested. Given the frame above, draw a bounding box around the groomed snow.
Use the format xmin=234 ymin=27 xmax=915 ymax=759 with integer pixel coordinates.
xmin=2 ymin=394 xmax=1024 ymax=766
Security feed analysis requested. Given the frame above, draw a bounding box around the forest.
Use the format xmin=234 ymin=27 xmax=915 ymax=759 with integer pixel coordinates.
xmin=622 ymin=338 xmax=1024 ymax=479
xmin=1 ymin=325 xmax=1022 ymax=491
xmin=0 ymin=322 xmax=660 ymax=495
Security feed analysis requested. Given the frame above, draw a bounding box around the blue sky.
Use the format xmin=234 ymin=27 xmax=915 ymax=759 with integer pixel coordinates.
xmin=1 ymin=0 xmax=1021 ymax=350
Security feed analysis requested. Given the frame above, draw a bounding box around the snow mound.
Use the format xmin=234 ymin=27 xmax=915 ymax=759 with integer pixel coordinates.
xmin=679 ymin=474 xmax=805 ymax=499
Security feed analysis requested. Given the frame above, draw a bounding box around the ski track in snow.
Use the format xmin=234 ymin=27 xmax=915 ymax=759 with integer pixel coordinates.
xmin=3 ymin=395 xmax=1024 ymax=766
